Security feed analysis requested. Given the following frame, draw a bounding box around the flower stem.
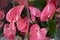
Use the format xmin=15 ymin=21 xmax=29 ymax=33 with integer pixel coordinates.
xmin=25 ymin=0 xmax=32 ymax=23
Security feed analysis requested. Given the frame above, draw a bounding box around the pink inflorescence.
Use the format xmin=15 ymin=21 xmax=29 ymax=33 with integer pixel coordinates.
xmin=3 ymin=0 xmax=56 ymax=40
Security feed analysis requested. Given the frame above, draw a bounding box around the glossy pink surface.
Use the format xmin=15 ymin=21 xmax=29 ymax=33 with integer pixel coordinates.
xmin=29 ymin=6 xmax=41 ymax=21
xmin=30 ymin=24 xmax=47 ymax=40
xmin=4 ymin=22 xmax=16 ymax=39
xmin=6 ymin=5 xmax=24 ymax=22
xmin=40 ymin=3 xmax=56 ymax=22
xmin=17 ymin=17 xmax=29 ymax=33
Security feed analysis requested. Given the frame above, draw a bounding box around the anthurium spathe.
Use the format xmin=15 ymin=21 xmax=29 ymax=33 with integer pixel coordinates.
xmin=6 ymin=5 xmax=41 ymax=22
xmin=6 ymin=5 xmax=24 ymax=23
xmin=17 ymin=17 xmax=29 ymax=34
xmin=40 ymin=3 xmax=56 ymax=22
xmin=29 ymin=6 xmax=41 ymax=21
xmin=0 ymin=10 xmax=5 ymax=20
xmin=6 ymin=5 xmax=41 ymax=35
xmin=4 ymin=22 xmax=16 ymax=40
xmin=30 ymin=24 xmax=47 ymax=40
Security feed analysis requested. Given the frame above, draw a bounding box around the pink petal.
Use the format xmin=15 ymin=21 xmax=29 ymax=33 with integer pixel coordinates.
xmin=17 ymin=17 xmax=29 ymax=33
xmin=30 ymin=24 xmax=47 ymax=40
xmin=41 ymin=28 xmax=47 ymax=36
xmin=30 ymin=24 xmax=40 ymax=35
xmin=40 ymin=4 xmax=50 ymax=22
xmin=6 ymin=5 xmax=24 ymax=22
xmin=40 ymin=3 xmax=56 ymax=22
xmin=30 ymin=24 xmax=40 ymax=40
xmin=4 ymin=22 xmax=16 ymax=39
xmin=48 ymin=3 xmax=56 ymax=19
xmin=29 ymin=6 xmax=41 ymax=21
xmin=0 ymin=10 xmax=5 ymax=20
xmin=0 ymin=21 xmax=4 ymax=28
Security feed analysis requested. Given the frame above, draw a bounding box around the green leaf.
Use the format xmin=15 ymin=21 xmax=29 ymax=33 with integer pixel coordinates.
xmin=56 ymin=28 xmax=60 ymax=39
xmin=21 ymin=8 xmax=27 ymax=18
xmin=47 ymin=17 xmax=56 ymax=38
xmin=29 ymin=0 xmax=47 ymax=10
xmin=56 ymin=25 xmax=60 ymax=39
xmin=40 ymin=22 xmax=47 ymax=28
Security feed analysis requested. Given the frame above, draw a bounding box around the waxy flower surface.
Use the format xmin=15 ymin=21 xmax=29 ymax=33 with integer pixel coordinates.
xmin=30 ymin=24 xmax=47 ymax=40
xmin=4 ymin=0 xmax=57 ymax=40
xmin=4 ymin=22 xmax=16 ymax=40
xmin=17 ymin=17 xmax=29 ymax=33
xmin=40 ymin=3 xmax=56 ymax=22
xmin=29 ymin=6 xmax=41 ymax=21
xmin=6 ymin=5 xmax=41 ymax=34
xmin=6 ymin=5 xmax=24 ymax=23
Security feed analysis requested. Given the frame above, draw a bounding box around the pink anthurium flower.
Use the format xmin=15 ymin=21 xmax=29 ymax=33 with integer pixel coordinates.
xmin=29 ymin=6 xmax=41 ymax=21
xmin=4 ymin=22 xmax=16 ymax=40
xmin=30 ymin=24 xmax=47 ymax=40
xmin=0 ymin=10 xmax=5 ymax=20
xmin=6 ymin=5 xmax=41 ymax=22
xmin=17 ymin=17 xmax=29 ymax=34
xmin=0 ymin=21 xmax=4 ymax=28
xmin=6 ymin=5 xmax=41 ymax=34
xmin=6 ymin=5 xmax=24 ymax=22
xmin=40 ymin=3 xmax=56 ymax=22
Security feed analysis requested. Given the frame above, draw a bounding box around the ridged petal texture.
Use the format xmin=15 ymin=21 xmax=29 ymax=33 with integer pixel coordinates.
xmin=4 ymin=22 xmax=16 ymax=40
xmin=30 ymin=24 xmax=47 ymax=40
xmin=40 ymin=3 xmax=56 ymax=22
xmin=17 ymin=17 xmax=29 ymax=33
xmin=6 ymin=5 xmax=24 ymax=22
xmin=29 ymin=6 xmax=41 ymax=21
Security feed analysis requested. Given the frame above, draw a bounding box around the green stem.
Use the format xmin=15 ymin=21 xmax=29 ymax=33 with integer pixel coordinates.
xmin=25 ymin=0 xmax=32 ymax=23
